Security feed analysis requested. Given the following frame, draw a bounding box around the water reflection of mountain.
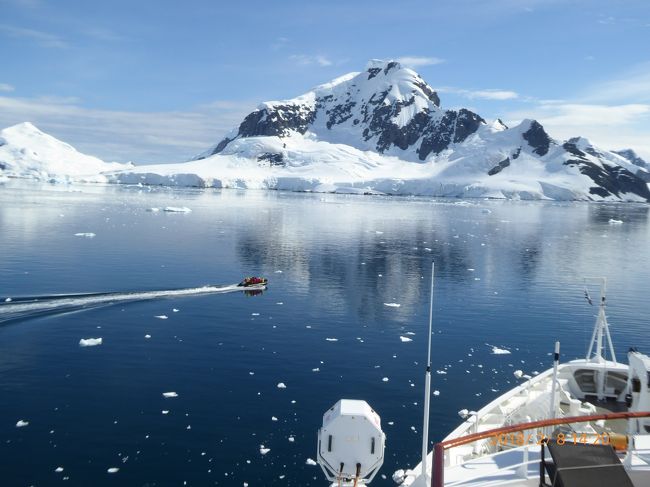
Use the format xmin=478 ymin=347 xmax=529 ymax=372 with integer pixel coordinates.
xmin=232 ymin=195 xmax=650 ymax=325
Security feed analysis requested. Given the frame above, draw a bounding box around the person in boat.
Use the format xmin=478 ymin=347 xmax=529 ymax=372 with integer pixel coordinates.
xmin=238 ymin=277 xmax=268 ymax=287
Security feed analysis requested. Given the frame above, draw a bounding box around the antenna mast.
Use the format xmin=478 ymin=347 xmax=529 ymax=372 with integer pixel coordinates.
xmin=421 ymin=262 xmax=435 ymax=484
xmin=584 ymin=277 xmax=617 ymax=364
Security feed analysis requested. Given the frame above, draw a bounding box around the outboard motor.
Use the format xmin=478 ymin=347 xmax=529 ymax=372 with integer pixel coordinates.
xmin=317 ymin=399 xmax=385 ymax=486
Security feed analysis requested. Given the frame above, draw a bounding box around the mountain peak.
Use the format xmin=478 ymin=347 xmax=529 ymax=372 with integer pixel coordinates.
xmin=4 ymin=121 xmax=43 ymax=136
xmin=206 ymin=60 xmax=477 ymax=160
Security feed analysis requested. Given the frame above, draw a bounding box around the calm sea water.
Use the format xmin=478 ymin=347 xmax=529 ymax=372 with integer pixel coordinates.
xmin=1 ymin=181 xmax=649 ymax=487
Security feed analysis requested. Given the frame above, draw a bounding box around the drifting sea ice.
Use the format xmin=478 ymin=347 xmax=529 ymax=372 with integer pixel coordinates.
xmin=107 ymin=468 xmax=119 ymax=474
xmin=74 ymin=232 xmax=96 ymax=238
xmin=608 ymin=219 xmax=623 ymax=224
xmin=277 ymin=382 xmax=287 ymax=389
xmin=399 ymin=336 xmax=413 ymax=342
xmin=325 ymin=338 xmax=338 ymax=342
xmin=79 ymin=337 xmax=102 ymax=347
xmin=306 ymin=458 xmax=317 ymax=466
xmin=259 ymin=445 xmax=270 ymax=455
xmin=162 ymin=392 xmax=178 ymax=398
xmin=16 ymin=419 xmax=29 ymax=427
xmin=384 ymin=302 xmax=401 ymax=307
xmin=490 ymin=345 xmax=511 ymax=355
xmin=163 ymin=206 xmax=192 ymax=213
xmin=155 ymin=315 xmax=168 ymax=319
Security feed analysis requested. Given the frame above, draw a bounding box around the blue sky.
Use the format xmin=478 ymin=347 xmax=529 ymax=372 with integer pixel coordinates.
xmin=1 ymin=0 xmax=649 ymax=163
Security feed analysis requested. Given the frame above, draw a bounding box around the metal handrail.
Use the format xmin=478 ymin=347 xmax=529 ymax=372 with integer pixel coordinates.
xmin=431 ymin=410 xmax=650 ymax=487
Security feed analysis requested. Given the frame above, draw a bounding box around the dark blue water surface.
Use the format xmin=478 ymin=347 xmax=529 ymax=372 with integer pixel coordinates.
xmin=1 ymin=181 xmax=649 ymax=487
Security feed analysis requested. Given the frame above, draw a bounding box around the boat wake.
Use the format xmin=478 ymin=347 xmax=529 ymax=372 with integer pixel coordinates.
xmin=0 ymin=284 xmax=260 ymax=324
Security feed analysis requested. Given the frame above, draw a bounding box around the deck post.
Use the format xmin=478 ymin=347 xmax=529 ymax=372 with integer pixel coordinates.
xmin=432 ymin=443 xmax=444 ymax=487
xmin=517 ymin=444 xmax=529 ymax=479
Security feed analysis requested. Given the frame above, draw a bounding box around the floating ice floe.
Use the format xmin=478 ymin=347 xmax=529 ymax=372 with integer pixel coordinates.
xmin=383 ymin=302 xmax=401 ymax=307
xmin=277 ymin=382 xmax=287 ymax=389
xmin=259 ymin=445 xmax=270 ymax=455
xmin=399 ymin=336 xmax=413 ymax=342
xmin=162 ymin=392 xmax=178 ymax=398
xmin=608 ymin=219 xmax=623 ymax=224
xmin=5 ymin=297 xmax=12 ymax=302
xmin=162 ymin=410 xmax=169 ymax=415
xmin=433 ymin=390 xmax=440 ymax=396
xmin=288 ymin=436 xmax=295 ymax=442
xmin=107 ymin=467 xmax=119 ymax=474
xmin=163 ymin=206 xmax=192 ymax=213
xmin=325 ymin=338 xmax=338 ymax=342
xmin=271 ymin=416 xmax=278 ymax=421
xmin=172 ymin=308 xmax=179 ymax=312
xmin=306 ymin=458 xmax=317 ymax=466
xmin=55 ymin=467 xmax=64 ymax=472
xmin=382 ymin=377 xmax=389 ymax=382
xmin=155 ymin=315 xmax=168 ymax=320
xmin=490 ymin=345 xmax=511 ymax=355
xmin=147 ymin=207 xmax=160 ymax=212
xmin=79 ymin=338 xmax=102 ymax=347
xmin=16 ymin=419 xmax=29 ymax=428
xmin=74 ymin=232 xmax=96 ymax=238
xmin=436 ymin=370 xmax=447 ymax=375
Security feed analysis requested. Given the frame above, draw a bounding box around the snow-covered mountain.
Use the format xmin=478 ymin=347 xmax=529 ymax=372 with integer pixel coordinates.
xmin=2 ymin=61 xmax=649 ymax=201
xmin=116 ymin=60 xmax=649 ymax=201
xmin=200 ymin=60 xmax=485 ymax=163
xmin=0 ymin=122 xmax=130 ymax=183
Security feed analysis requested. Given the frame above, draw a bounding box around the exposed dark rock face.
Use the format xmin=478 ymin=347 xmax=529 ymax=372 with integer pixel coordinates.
xmin=454 ymin=109 xmax=485 ymax=143
xmin=238 ymin=105 xmax=317 ymax=138
xmin=564 ymin=158 xmax=650 ymax=200
xmin=257 ymin=152 xmax=284 ymax=166
xmin=523 ymin=120 xmax=552 ymax=156
xmin=0 ymin=162 xmax=6 ymax=170
xmin=413 ymin=79 xmax=440 ymax=106
xmin=512 ymin=147 xmax=521 ymax=159
xmin=562 ymin=142 xmax=586 ymax=158
xmin=326 ymin=101 xmax=356 ymax=129
xmin=367 ymin=67 xmax=381 ymax=80
xmin=488 ymin=157 xmax=510 ymax=176
xmin=613 ymin=149 xmax=648 ymax=168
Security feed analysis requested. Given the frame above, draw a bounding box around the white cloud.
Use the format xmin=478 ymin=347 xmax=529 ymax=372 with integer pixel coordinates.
xmin=582 ymin=62 xmax=650 ymax=104
xmin=0 ymin=24 xmax=67 ymax=48
xmin=0 ymin=95 xmax=254 ymax=164
xmin=0 ymin=83 xmax=15 ymax=92
xmin=395 ymin=56 xmax=445 ymax=67
xmin=289 ymin=54 xmax=333 ymax=67
xmin=437 ymin=86 xmax=519 ymax=100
